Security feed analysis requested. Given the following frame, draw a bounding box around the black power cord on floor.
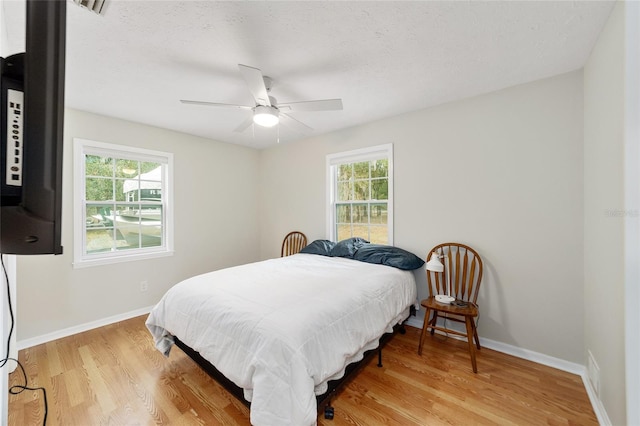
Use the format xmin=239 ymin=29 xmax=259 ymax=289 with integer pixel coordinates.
xmin=1 ymin=255 xmax=47 ymax=425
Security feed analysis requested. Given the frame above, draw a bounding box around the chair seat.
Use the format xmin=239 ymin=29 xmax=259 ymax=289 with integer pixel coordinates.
xmin=421 ymin=296 xmax=478 ymax=318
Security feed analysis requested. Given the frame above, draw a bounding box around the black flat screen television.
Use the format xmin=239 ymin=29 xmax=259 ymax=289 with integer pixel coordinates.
xmin=0 ymin=0 xmax=66 ymax=255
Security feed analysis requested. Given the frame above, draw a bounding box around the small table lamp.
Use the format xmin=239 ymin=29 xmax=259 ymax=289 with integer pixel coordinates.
xmin=426 ymin=251 xmax=455 ymax=304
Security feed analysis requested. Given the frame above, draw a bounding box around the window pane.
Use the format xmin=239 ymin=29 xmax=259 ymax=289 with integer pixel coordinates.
xmin=141 ymin=187 xmax=162 ymax=202
xmin=115 ymin=238 xmax=140 ymax=251
xmin=86 ymin=228 xmax=116 ymax=253
xmin=122 ymin=175 xmax=140 ymax=203
xmin=371 ymin=159 xmax=388 ymax=178
xmin=85 ymin=155 xmax=113 ymax=177
xmin=338 ymin=164 xmax=352 ymax=181
xmin=141 ymin=161 xmax=162 ymax=175
xmin=115 ymin=178 xmax=129 ymax=202
xmin=114 ymin=204 xmax=141 ymax=250
xmin=353 ymin=161 xmax=369 ymax=180
xmin=352 ymin=203 xmax=368 ymax=224
xmin=141 ymin=232 xmax=162 ymax=248
xmin=370 ymin=203 xmax=387 ymax=224
xmin=371 ymin=178 xmax=388 ymax=200
xmin=114 ymin=203 xmax=163 ymax=251
xmin=336 ymin=224 xmax=352 ymax=241
xmin=85 ymin=202 xmax=127 ymax=254
xmin=86 ymin=204 xmax=113 ymax=229
xmin=116 ymin=159 xmax=139 ymax=179
xmin=369 ymin=225 xmax=388 ymax=244
xmin=337 ymin=182 xmax=351 ymax=201
xmin=86 ymin=177 xmax=114 ymax=201
xmin=351 ymin=225 xmax=370 ymax=241
xmin=137 ymin=204 xmax=163 ymax=225
xmin=353 ymin=180 xmax=369 ymax=200
xmin=336 ymin=204 xmax=351 ymax=222
xmin=140 ymin=170 xmax=163 ymax=202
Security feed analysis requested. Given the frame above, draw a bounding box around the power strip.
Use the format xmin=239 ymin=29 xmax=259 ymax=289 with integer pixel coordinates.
xmin=5 ymin=89 xmax=23 ymax=187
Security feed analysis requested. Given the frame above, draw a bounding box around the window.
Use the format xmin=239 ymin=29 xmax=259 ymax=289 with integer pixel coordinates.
xmin=327 ymin=144 xmax=393 ymax=244
xmin=73 ymin=138 xmax=173 ymax=267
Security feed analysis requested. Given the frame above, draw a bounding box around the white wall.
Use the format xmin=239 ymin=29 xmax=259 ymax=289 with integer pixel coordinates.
xmin=0 ymin=2 xmax=7 ymax=55
xmin=583 ymin=2 xmax=626 ymax=425
xmin=624 ymin=3 xmax=640 ymax=424
xmin=259 ymin=71 xmax=585 ymax=363
xmin=15 ymin=109 xmax=261 ymax=341
xmin=0 ymin=0 xmax=24 ymax=57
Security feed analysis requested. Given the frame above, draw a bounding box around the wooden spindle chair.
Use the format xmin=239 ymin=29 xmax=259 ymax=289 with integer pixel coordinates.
xmin=280 ymin=231 xmax=308 ymax=257
xmin=418 ymin=242 xmax=483 ymax=373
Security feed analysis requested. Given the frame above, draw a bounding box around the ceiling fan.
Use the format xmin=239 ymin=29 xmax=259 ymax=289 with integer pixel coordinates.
xmin=180 ymin=64 xmax=343 ymax=133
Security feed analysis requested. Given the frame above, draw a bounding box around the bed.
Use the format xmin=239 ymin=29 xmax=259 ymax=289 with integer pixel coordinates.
xmin=146 ymin=240 xmax=422 ymax=425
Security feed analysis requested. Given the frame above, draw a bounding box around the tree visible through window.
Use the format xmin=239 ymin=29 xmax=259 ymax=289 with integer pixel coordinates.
xmin=328 ymin=144 xmax=393 ymax=245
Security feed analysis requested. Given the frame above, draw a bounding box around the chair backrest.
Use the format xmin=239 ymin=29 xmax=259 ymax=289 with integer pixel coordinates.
xmin=281 ymin=231 xmax=308 ymax=257
xmin=426 ymin=242 xmax=483 ymax=303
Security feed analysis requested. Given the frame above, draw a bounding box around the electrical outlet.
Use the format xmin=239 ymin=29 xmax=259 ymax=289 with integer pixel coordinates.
xmin=140 ymin=280 xmax=148 ymax=292
xmin=587 ymin=350 xmax=600 ymax=396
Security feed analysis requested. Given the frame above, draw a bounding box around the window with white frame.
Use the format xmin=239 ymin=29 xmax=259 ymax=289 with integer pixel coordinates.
xmin=327 ymin=144 xmax=393 ymax=244
xmin=73 ymin=138 xmax=173 ymax=267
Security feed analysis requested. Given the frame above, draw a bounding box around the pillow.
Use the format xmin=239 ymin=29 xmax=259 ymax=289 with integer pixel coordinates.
xmin=353 ymin=244 xmax=425 ymax=270
xmin=300 ymin=239 xmax=336 ymax=256
xmin=330 ymin=237 xmax=370 ymax=258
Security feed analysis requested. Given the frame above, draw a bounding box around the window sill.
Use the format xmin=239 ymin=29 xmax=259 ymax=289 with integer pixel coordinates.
xmin=72 ymin=249 xmax=174 ymax=269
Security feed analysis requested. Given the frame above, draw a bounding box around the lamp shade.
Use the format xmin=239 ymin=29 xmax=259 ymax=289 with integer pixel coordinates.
xmin=253 ymin=106 xmax=279 ymax=127
xmin=426 ymin=251 xmax=444 ymax=272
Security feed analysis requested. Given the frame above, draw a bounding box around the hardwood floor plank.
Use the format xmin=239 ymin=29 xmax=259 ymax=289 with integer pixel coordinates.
xmin=9 ymin=316 xmax=597 ymax=426
xmin=77 ymin=345 xmax=117 ymax=416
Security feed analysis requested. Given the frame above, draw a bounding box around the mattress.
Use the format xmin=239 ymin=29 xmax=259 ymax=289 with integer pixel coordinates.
xmin=146 ymin=253 xmax=417 ymax=426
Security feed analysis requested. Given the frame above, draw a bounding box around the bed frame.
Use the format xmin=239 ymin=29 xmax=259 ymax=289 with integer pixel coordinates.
xmin=174 ymin=306 xmax=415 ymax=420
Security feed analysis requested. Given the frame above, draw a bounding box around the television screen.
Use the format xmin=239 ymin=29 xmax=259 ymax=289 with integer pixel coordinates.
xmin=0 ymin=0 xmax=66 ymax=255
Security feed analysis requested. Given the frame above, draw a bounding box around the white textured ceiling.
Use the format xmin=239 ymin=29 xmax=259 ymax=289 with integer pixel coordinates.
xmin=4 ymin=1 xmax=615 ymax=149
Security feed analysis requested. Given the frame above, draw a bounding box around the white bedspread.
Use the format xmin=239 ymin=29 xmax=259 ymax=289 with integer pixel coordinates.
xmin=146 ymin=253 xmax=417 ymax=426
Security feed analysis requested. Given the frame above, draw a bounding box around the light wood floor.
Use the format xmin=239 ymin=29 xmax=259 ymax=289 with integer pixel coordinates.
xmin=8 ymin=315 xmax=598 ymax=425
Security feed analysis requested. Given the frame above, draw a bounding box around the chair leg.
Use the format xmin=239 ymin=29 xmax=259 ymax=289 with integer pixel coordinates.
xmin=418 ymin=308 xmax=432 ymax=355
xmin=473 ymin=321 xmax=481 ymax=350
xmin=429 ymin=311 xmax=438 ymax=335
xmin=465 ymin=316 xmax=478 ymax=373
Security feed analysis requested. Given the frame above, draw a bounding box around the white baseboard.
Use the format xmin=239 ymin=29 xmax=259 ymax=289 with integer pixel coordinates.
xmin=407 ymin=316 xmax=610 ymax=424
xmin=17 ymin=305 xmax=154 ymax=351
xmin=479 ymin=336 xmax=585 ymax=375
xmin=582 ymin=370 xmax=612 ymax=426
xmin=407 ymin=317 xmax=584 ymax=374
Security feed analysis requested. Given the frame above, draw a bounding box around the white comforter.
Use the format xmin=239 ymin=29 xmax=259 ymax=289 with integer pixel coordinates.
xmin=146 ymin=253 xmax=417 ymax=426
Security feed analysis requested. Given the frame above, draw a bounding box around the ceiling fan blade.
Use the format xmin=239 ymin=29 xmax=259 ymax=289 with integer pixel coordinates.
xmin=278 ymin=98 xmax=343 ymax=112
xmin=180 ymin=99 xmax=252 ymax=110
xmin=280 ymin=113 xmax=313 ymax=133
xmin=238 ymin=64 xmax=271 ymax=107
xmin=234 ymin=115 xmax=254 ymax=133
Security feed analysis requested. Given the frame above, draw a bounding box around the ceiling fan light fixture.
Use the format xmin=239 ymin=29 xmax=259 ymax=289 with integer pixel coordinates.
xmin=253 ymin=105 xmax=279 ymax=127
